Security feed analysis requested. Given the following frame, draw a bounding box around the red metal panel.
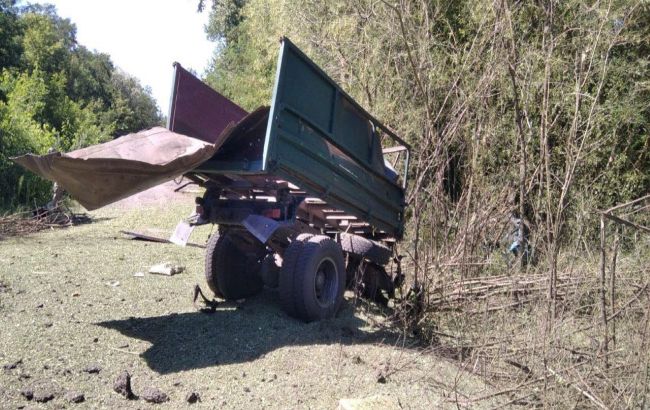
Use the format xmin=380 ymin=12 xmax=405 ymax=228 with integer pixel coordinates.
xmin=168 ymin=63 xmax=248 ymax=144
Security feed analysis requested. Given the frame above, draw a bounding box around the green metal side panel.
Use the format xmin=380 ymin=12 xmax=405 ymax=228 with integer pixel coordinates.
xmin=263 ymin=38 xmax=406 ymax=238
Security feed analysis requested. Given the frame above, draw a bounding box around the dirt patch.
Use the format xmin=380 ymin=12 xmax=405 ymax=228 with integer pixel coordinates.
xmin=108 ymin=179 xmax=200 ymax=210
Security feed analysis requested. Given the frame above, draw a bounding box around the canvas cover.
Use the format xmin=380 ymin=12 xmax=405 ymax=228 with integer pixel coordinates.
xmin=11 ymin=127 xmax=223 ymax=210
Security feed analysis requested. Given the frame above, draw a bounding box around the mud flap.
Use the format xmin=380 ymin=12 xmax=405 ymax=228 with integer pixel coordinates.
xmin=242 ymin=215 xmax=280 ymax=244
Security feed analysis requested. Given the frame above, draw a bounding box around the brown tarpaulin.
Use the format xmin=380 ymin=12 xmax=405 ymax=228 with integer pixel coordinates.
xmin=11 ymin=127 xmax=221 ymax=210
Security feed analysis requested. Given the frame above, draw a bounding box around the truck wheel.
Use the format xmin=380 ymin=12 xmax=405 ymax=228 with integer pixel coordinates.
xmin=339 ymin=233 xmax=392 ymax=265
xmin=280 ymin=235 xmax=345 ymax=322
xmin=204 ymin=230 xmax=264 ymax=300
xmin=278 ymin=234 xmax=313 ymax=317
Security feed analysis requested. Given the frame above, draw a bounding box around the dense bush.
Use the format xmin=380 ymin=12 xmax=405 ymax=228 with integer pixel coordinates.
xmin=200 ymin=1 xmax=649 ymax=406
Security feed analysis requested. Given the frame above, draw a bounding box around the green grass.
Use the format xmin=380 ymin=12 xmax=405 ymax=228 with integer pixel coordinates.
xmin=0 ymin=203 xmax=502 ymax=409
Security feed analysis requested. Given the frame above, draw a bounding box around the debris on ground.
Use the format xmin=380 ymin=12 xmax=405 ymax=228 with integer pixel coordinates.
xmin=0 ymin=205 xmax=91 ymax=239
xmin=106 ymin=281 xmax=121 ymax=287
xmin=133 ymin=271 xmax=145 ymax=277
xmin=338 ymin=395 xmax=401 ymax=410
xmin=120 ymin=230 xmax=205 ymax=248
xmin=113 ymin=371 xmax=135 ymax=399
xmin=141 ymin=386 xmax=169 ymax=403
xmin=82 ymin=364 xmax=101 ymax=374
xmin=20 ymin=386 xmax=34 ymax=400
xmin=169 ymin=219 xmax=195 ymax=246
xmin=3 ymin=359 xmax=22 ymax=371
xmin=148 ymin=262 xmax=185 ymax=276
xmin=186 ymin=392 xmax=201 ymax=404
xmin=64 ymin=391 xmax=85 ymax=403
xmin=375 ymin=363 xmax=390 ymax=384
xmin=32 ymin=386 xmax=56 ymax=403
xmin=192 ymin=284 xmax=219 ymax=313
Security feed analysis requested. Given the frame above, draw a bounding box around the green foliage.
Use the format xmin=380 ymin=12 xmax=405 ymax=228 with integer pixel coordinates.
xmin=0 ymin=0 xmax=23 ymax=72
xmin=0 ymin=3 xmax=161 ymax=211
xmin=203 ymin=0 xmax=280 ymax=110
xmin=109 ymin=70 xmax=161 ymax=136
xmin=203 ymin=0 xmax=649 ymax=247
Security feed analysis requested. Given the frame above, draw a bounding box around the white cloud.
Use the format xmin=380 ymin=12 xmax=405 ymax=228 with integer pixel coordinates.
xmin=47 ymin=0 xmax=215 ymax=115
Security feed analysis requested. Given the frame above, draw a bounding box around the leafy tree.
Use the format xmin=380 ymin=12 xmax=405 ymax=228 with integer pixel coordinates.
xmin=0 ymin=0 xmax=23 ymax=72
xmin=0 ymin=3 xmax=161 ymax=210
xmin=109 ymin=69 xmax=161 ymax=136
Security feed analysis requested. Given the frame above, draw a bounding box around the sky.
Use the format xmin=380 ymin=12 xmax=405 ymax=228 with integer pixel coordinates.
xmin=46 ymin=0 xmax=215 ymax=115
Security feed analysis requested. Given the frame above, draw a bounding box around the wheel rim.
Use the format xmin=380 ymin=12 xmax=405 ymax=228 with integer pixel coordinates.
xmin=314 ymin=257 xmax=338 ymax=307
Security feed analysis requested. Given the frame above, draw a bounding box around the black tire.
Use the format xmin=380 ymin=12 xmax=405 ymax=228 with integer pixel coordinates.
xmin=259 ymin=253 xmax=280 ymax=288
xmin=204 ymin=230 xmax=265 ymax=300
xmin=278 ymin=233 xmax=313 ymax=318
xmin=339 ymin=233 xmax=392 ymax=265
xmin=280 ymin=235 xmax=346 ymax=322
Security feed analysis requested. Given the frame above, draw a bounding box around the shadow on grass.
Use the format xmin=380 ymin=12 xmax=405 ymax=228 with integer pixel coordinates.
xmin=97 ymin=291 xmax=403 ymax=374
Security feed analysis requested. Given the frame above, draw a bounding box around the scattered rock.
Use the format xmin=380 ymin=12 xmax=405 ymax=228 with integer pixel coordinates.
xmin=243 ymin=387 xmax=251 ymax=393
xmin=3 ymin=358 xmax=22 ymax=371
xmin=148 ymin=262 xmax=184 ymax=276
xmin=64 ymin=391 xmax=85 ymax=403
xmin=18 ymin=373 xmax=31 ymax=380
xmin=35 ymin=303 xmax=44 ymax=309
xmin=186 ymin=392 xmax=200 ymax=404
xmin=375 ymin=365 xmax=389 ymax=384
xmin=33 ymin=387 xmax=55 ymax=403
xmin=43 ymin=322 xmax=53 ymax=328
xmin=83 ymin=364 xmax=101 ymax=374
xmin=20 ymin=386 xmax=34 ymax=400
xmin=142 ymin=387 xmax=169 ymax=403
xmin=352 ymin=355 xmax=364 ymax=365
xmin=107 ymin=280 xmax=120 ymax=287
xmin=113 ymin=371 xmax=135 ymax=399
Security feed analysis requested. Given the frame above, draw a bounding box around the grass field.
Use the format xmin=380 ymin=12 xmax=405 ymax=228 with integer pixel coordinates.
xmin=0 ymin=200 xmax=501 ymax=409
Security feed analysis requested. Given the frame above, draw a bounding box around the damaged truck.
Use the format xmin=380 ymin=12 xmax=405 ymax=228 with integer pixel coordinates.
xmin=13 ymin=38 xmax=411 ymax=322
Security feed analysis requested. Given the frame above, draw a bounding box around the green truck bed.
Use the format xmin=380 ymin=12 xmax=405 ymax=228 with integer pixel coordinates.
xmin=175 ymin=38 xmax=409 ymax=239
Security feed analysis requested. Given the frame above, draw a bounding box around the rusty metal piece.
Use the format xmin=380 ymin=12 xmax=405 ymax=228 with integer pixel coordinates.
xmin=11 ymin=128 xmax=220 ymax=210
xmin=168 ymin=63 xmax=247 ymax=143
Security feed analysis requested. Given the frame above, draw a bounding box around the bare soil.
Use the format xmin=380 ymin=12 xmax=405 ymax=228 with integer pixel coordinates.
xmin=108 ymin=179 xmax=200 ymax=209
xmin=0 ymin=191 xmax=501 ymax=409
